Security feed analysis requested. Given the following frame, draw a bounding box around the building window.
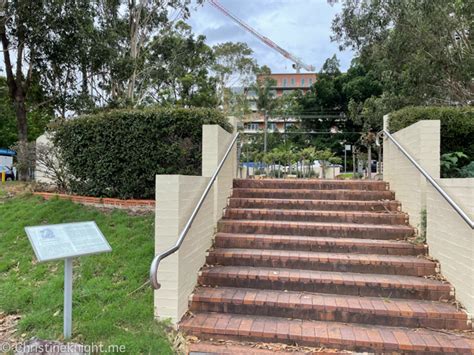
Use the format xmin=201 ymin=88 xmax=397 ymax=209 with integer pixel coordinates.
xmin=268 ymin=123 xmax=277 ymax=131
xmin=301 ymin=78 xmax=305 ymax=86
xmin=309 ymin=78 xmax=313 ymax=85
xmin=290 ymin=78 xmax=295 ymax=86
xmin=245 ymin=123 xmax=259 ymax=131
xmin=283 ymin=79 xmax=287 ymax=87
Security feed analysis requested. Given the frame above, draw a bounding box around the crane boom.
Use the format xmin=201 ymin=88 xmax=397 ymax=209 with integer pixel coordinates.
xmin=208 ymin=0 xmax=315 ymax=73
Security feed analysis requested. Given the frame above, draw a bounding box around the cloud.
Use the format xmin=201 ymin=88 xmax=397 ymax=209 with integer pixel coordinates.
xmin=186 ymin=0 xmax=354 ymax=72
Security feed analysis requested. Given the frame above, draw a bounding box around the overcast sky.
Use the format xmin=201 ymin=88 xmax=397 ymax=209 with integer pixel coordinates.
xmin=186 ymin=0 xmax=354 ymax=73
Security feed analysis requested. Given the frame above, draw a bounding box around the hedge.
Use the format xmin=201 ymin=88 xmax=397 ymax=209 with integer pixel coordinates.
xmin=388 ymin=106 xmax=474 ymax=159
xmin=53 ymin=107 xmax=231 ymax=199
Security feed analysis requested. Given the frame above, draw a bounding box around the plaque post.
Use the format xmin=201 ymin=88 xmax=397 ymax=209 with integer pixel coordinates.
xmin=64 ymin=257 xmax=73 ymax=339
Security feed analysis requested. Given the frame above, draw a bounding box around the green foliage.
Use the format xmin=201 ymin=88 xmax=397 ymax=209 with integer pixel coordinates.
xmin=295 ymin=57 xmax=382 ymax=132
xmin=0 ymin=77 xmax=53 ymax=147
xmin=333 ymin=0 xmax=473 ymax=105
xmin=459 ymin=162 xmax=474 ymax=178
xmin=53 ymin=107 xmax=231 ymax=199
xmin=389 ymin=106 xmax=474 ymax=159
xmin=212 ymin=42 xmax=256 ymax=111
xmin=0 ymin=194 xmax=174 ymax=353
xmin=441 ymin=152 xmax=474 ymax=178
xmin=143 ymin=21 xmax=218 ymax=108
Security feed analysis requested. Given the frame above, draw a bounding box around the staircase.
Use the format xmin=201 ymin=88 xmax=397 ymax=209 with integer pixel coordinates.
xmin=181 ymin=179 xmax=474 ymax=353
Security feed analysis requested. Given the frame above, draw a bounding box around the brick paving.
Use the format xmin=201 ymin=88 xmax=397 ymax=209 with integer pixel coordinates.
xmin=181 ymin=179 xmax=474 ymax=353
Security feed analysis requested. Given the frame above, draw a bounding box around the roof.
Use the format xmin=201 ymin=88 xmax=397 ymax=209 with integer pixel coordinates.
xmin=0 ymin=148 xmax=16 ymax=156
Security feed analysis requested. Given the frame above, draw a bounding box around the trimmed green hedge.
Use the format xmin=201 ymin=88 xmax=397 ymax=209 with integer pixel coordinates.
xmin=53 ymin=107 xmax=231 ymax=199
xmin=388 ymin=106 xmax=474 ymax=159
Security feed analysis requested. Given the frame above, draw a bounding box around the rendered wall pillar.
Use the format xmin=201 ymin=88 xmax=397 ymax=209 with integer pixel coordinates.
xmin=154 ymin=124 xmax=236 ymax=324
xmin=427 ymin=179 xmax=474 ymax=317
xmin=154 ymin=175 xmax=211 ymax=324
xmin=202 ymin=125 xmax=236 ymax=225
xmin=383 ymin=119 xmax=440 ymax=229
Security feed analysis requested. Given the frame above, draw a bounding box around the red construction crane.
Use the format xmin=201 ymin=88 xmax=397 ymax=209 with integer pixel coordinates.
xmin=208 ymin=0 xmax=316 ymax=73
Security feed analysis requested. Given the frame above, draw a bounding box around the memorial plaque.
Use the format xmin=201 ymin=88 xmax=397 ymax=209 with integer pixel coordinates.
xmin=25 ymin=221 xmax=111 ymax=338
xmin=25 ymin=221 xmax=111 ymax=262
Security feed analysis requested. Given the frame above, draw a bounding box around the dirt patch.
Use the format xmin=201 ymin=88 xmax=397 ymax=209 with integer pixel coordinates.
xmin=0 ymin=312 xmax=21 ymax=349
xmin=186 ymin=337 xmax=351 ymax=354
xmin=0 ymin=182 xmax=34 ymax=201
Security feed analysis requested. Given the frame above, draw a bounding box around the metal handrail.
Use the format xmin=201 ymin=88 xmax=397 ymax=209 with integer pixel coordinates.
xmin=379 ymin=129 xmax=473 ymax=229
xmin=150 ymin=132 xmax=240 ymax=289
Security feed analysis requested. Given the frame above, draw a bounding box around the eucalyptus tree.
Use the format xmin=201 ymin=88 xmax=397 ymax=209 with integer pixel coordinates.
xmin=212 ymin=42 xmax=256 ymax=111
xmin=332 ymin=0 xmax=473 ymax=105
xmin=138 ymin=21 xmax=217 ymax=107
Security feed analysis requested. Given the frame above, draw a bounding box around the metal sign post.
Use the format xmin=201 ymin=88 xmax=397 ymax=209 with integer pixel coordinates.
xmin=64 ymin=258 xmax=73 ymax=338
xmin=25 ymin=221 xmax=111 ymax=339
xmin=344 ymin=145 xmax=351 ymax=173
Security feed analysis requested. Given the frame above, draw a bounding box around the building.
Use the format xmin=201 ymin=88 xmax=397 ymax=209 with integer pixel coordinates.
xmin=261 ymin=72 xmax=317 ymax=97
xmin=243 ymin=72 xmax=317 ymax=134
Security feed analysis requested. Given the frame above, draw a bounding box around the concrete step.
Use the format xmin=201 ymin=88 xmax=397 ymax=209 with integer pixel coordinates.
xmin=198 ymin=266 xmax=452 ymax=301
xmin=190 ymin=287 xmax=470 ymax=330
xmin=214 ymin=233 xmax=426 ymax=256
xmin=228 ymin=197 xmax=401 ymax=212
xmin=217 ymin=220 xmax=414 ymax=240
xmin=223 ymin=208 xmax=409 ymax=225
xmin=232 ymin=188 xmax=395 ymax=201
xmin=180 ymin=313 xmax=474 ymax=353
xmin=206 ymin=249 xmax=436 ymax=277
xmin=233 ymin=178 xmax=390 ymax=191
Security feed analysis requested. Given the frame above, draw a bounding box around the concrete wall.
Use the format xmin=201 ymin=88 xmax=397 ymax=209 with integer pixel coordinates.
xmin=154 ymin=125 xmax=237 ymax=324
xmin=384 ymin=117 xmax=474 ymax=318
xmin=35 ymin=133 xmax=55 ymax=185
xmin=426 ymin=179 xmax=474 ymax=317
xmin=383 ymin=118 xmax=440 ymax=229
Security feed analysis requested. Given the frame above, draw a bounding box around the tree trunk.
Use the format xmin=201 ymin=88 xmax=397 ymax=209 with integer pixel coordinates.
xmin=263 ymin=112 xmax=268 ymax=153
xmin=14 ymin=95 xmax=28 ymax=143
xmin=1 ymin=26 xmax=31 ymax=180
xmin=367 ymin=145 xmax=372 ymax=180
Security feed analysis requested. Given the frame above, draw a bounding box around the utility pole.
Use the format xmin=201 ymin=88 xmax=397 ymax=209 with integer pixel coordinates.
xmin=344 ymin=148 xmax=347 ymax=173
xmin=352 ymin=146 xmax=357 ymax=179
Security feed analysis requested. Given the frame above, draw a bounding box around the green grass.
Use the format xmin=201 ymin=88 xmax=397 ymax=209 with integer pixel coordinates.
xmin=0 ymin=194 xmax=174 ymax=354
xmin=336 ymin=173 xmax=355 ymax=179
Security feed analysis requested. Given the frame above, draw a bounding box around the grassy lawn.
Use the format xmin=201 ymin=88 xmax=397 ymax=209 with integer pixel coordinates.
xmin=336 ymin=173 xmax=358 ymax=179
xmin=0 ymin=189 xmax=174 ymax=354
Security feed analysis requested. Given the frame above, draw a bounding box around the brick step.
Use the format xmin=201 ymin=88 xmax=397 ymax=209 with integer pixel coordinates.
xmin=198 ymin=266 xmax=452 ymax=301
xmin=228 ymin=197 xmax=401 ymax=212
xmin=232 ymin=188 xmax=395 ymax=201
xmin=223 ymin=208 xmax=408 ymax=225
xmin=206 ymin=249 xmax=435 ymax=277
xmin=180 ymin=313 xmax=474 ymax=353
xmin=217 ymin=220 xmax=414 ymax=240
xmin=214 ymin=233 xmax=426 ymax=256
xmin=190 ymin=287 xmax=470 ymax=330
xmin=234 ymin=178 xmax=389 ymax=191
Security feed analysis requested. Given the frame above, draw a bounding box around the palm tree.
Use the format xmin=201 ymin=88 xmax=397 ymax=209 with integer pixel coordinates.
xmin=252 ymin=69 xmax=276 ymax=153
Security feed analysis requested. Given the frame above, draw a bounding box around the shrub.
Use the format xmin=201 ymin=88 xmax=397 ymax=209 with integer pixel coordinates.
xmin=53 ymin=107 xmax=231 ymax=199
xmin=388 ymin=106 xmax=474 ymax=158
